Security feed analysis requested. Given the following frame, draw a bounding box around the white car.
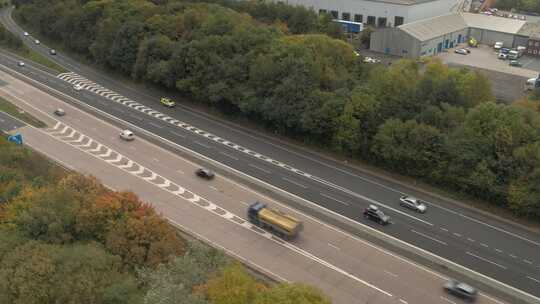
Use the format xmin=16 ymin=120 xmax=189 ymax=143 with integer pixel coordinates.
xmin=525 ymin=78 xmax=537 ymax=91
xmin=17 ymin=61 xmax=25 ymax=67
xmin=454 ymin=48 xmax=468 ymax=55
xmin=363 ymin=56 xmax=381 ymax=63
xmin=399 ymin=195 xmax=427 ymax=213
xmin=494 ymin=42 xmax=503 ymax=50
xmin=119 ymin=130 xmax=135 ymax=141
xmin=23 ymin=31 xmax=29 ymax=36
xmin=34 ymin=39 xmax=40 ymax=44
xmin=73 ymin=84 xmax=83 ymax=91
xmin=498 ymin=53 xmax=508 ymax=60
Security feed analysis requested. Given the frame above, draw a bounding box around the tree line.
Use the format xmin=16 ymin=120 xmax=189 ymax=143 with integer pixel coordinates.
xmin=12 ymin=0 xmax=540 ymax=218
xmin=495 ymin=0 xmax=540 ymax=14
xmin=0 ymin=135 xmax=330 ymax=303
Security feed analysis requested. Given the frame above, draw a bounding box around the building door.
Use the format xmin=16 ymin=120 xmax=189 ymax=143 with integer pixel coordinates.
xmin=458 ymin=34 xmax=462 ymax=43
xmin=437 ymin=42 xmax=443 ymax=53
xmin=450 ymin=41 xmax=454 ymax=48
xmin=444 ymin=39 xmax=449 ymax=48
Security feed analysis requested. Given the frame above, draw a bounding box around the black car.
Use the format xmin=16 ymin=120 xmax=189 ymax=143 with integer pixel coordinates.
xmin=363 ymin=205 xmax=390 ymax=225
xmin=444 ymin=280 xmax=477 ymax=302
xmin=196 ymin=168 xmax=214 ymax=180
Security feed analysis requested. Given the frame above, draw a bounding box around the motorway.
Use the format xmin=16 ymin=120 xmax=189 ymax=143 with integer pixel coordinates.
xmin=0 ymin=65 xmax=508 ymax=304
xmin=0 ymin=7 xmax=540 ymax=302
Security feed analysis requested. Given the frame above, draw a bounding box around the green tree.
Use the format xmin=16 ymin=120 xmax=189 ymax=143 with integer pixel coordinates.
xmin=202 ymin=263 xmax=266 ymax=304
xmin=108 ymin=21 xmax=146 ymax=74
xmin=138 ymin=242 xmax=228 ymax=304
xmin=254 ymin=283 xmax=331 ymax=304
xmin=371 ymin=119 xmax=443 ymax=176
xmin=0 ymin=241 xmax=142 ymax=304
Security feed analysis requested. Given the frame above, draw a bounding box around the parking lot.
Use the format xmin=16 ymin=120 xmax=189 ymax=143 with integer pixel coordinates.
xmin=438 ymin=44 xmax=538 ymax=102
xmin=438 ymin=44 xmax=538 ymax=78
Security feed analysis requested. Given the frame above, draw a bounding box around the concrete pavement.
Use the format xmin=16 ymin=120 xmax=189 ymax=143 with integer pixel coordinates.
xmin=0 ymin=62 xmax=509 ymax=304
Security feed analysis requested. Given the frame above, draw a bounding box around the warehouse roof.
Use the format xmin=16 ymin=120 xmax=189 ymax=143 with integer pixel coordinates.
xmin=399 ymin=13 xmax=467 ymax=41
xmin=399 ymin=13 xmax=527 ymax=42
xmin=462 ymin=13 xmax=526 ymax=34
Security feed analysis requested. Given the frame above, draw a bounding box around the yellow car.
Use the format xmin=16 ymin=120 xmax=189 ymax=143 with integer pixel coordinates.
xmin=160 ymin=97 xmax=175 ymax=107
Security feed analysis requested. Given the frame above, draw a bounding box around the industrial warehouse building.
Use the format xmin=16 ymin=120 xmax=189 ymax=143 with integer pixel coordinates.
xmin=370 ymin=13 xmax=527 ymax=58
xmin=278 ymin=0 xmax=462 ymax=27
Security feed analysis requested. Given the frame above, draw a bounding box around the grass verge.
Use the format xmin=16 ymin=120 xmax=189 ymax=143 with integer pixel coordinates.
xmin=0 ymin=95 xmax=46 ymax=127
xmin=17 ymin=47 xmax=67 ymax=73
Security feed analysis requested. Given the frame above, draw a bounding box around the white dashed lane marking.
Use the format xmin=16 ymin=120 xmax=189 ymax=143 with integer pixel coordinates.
xmin=466 ymin=252 xmax=507 ymax=270
xmin=320 ymin=193 xmax=350 ymax=206
xmin=411 ymin=230 xmax=447 ymax=246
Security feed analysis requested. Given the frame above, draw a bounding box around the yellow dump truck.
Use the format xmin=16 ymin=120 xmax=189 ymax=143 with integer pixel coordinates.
xmin=247 ymin=202 xmax=303 ymax=239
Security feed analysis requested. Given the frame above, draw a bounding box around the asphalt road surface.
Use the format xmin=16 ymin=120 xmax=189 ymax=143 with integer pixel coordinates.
xmin=0 ymin=111 xmax=24 ymax=132
xmin=0 ymin=68 xmax=509 ymax=304
xmin=1 ymin=7 xmax=539 ymax=301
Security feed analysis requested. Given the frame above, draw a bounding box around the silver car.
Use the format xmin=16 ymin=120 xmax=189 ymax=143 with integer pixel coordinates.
xmin=444 ymin=280 xmax=477 ymax=302
xmin=119 ymin=130 xmax=135 ymax=141
xmin=399 ymin=195 xmax=427 ymax=213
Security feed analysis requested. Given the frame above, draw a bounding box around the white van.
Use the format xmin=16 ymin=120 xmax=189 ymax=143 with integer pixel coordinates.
xmin=525 ymin=78 xmax=537 ymax=91
xmin=508 ymin=50 xmax=519 ymax=60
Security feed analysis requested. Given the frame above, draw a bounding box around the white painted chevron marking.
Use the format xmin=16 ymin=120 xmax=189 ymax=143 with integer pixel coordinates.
xmin=157 ymin=180 xmax=171 ymax=188
xmin=187 ymin=195 xmax=201 ymax=203
xmin=172 ymin=188 xmax=185 ymax=195
xmin=61 ymin=129 xmax=76 ymax=139
xmin=66 ymin=133 xmax=84 ymax=143
xmin=131 ymin=166 xmax=145 ymax=175
xmin=79 ymin=138 xmax=94 ymax=148
xmin=97 ymin=149 xmax=113 ymax=158
xmin=143 ymin=172 xmax=158 ymax=181
xmin=88 ymin=143 xmax=103 ymax=153
xmin=51 ymin=125 xmax=69 ymax=135
xmin=52 ymin=121 xmax=61 ymax=130
xmin=118 ymin=160 xmax=134 ymax=169
xmin=105 ymin=154 xmax=123 ymax=163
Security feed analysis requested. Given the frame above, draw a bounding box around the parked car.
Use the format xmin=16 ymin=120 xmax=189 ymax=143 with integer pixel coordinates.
xmin=54 ymin=108 xmax=66 ymax=116
xmin=493 ymin=41 xmax=503 ymax=50
xmin=509 ymin=60 xmax=522 ymax=67
xmin=399 ymin=196 xmax=427 ymax=213
xmin=34 ymin=39 xmax=40 ymax=44
xmin=443 ymin=280 xmax=477 ymax=302
xmin=49 ymin=49 xmax=56 ymax=55
xmin=498 ymin=53 xmax=508 ymax=60
xmin=526 ymin=78 xmax=538 ymax=91
xmin=500 ymin=47 xmax=511 ymax=54
xmin=363 ymin=205 xmax=390 ymax=225
xmin=196 ymin=168 xmax=215 ymax=180
xmin=73 ymin=84 xmax=83 ymax=91
xmin=363 ymin=56 xmax=381 ymax=64
xmin=119 ymin=130 xmax=135 ymax=141
xmin=454 ymin=48 xmax=468 ymax=55
xmin=17 ymin=61 xmax=25 ymax=67
xmin=23 ymin=31 xmax=29 ymax=36
xmin=160 ymin=97 xmax=176 ymax=107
